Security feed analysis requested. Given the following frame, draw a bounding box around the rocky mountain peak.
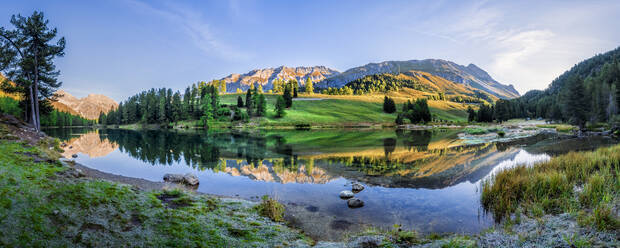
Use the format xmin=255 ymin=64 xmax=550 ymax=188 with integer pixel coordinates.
xmin=52 ymin=90 xmax=118 ymax=120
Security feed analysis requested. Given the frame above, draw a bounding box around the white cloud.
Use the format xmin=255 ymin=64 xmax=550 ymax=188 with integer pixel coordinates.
xmin=124 ymin=0 xmax=251 ymax=61
xmin=423 ymin=0 xmax=619 ymax=94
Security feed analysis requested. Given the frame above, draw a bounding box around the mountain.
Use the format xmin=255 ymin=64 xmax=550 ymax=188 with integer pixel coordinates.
xmin=52 ymin=90 xmax=118 ymax=120
xmin=220 ymin=66 xmax=339 ymax=92
xmin=319 ymin=59 xmax=520 ymax=99
xmin=344 ymin=70 xmax=497 ymax=102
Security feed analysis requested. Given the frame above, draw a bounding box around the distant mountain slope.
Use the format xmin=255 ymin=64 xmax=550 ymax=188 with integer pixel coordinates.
xmin=52 ymin=90 xmax=118 ymax=119
xmin=319 ymin=59 xmax=519 ymax=99
xmin=220 ymin=66 xmax=339 ymax=92
xmin=344 ymin=70 xmax=496 ymax=101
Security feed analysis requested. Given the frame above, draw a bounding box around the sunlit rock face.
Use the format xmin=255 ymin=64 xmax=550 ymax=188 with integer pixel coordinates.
xmin=62 ymin=131 xmax=117 ymax=158
xmin=53 ymin=90 xmax=118 ymax=120
xmin=220 ymin=66 xmax=340 ymax=92
xmin=220 ymin=160 xmax=334 ymax=184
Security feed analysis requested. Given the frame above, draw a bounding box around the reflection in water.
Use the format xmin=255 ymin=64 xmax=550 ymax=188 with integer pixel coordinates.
xmin=44 ymin=127 xmax=615 ymax=241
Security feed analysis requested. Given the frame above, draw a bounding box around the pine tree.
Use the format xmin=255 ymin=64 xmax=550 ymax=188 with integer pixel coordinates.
xmin=383 ymin=96 xmax=396 ymax=113
xmin=246 ymin=89 xmax=254 ymax=116
xmin=305 ymin=77 xmax=313 ymax=95
xmin=0 ymin=11 xmax=66 ymax=131
xmin=283 ymin=85 xmax=293 ymax=108
xmin=275 ymin=95 xmax=286 ymax=118
xmin=467 ymin=106 xmax=476 ymax=122
xmin=256 ymin=94 xmax=266 ymax=117
xmin=237 ymin=95 xmax=244 ymax=107
xmin=566 ymin=75 xmax=588 ymax=129
xmin=171 ymin=92 xmax=181 ymax=123
xmin=200 ymin=94 xmax=213 ymax=129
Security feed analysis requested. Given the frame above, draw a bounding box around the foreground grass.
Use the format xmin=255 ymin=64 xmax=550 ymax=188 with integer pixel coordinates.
xmin=0 ymin=127 xmax=310 ymax=247
xmin=481 ymin=143 xmax=620 ymax=231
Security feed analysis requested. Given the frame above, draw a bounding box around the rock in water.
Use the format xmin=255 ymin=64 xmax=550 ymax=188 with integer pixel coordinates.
xmin=163 ymin=173 xmax=184 ymax=183
xmin=347 ymin=198 xmax=364 ymax=208
xmin=183 ymin=173 xmax=199 ymax=186
xmin=339 ymin=190 xmax=354 ymax=199
xmin=352 ymin=183 xmax=364 ymax=193
xmin=163 ymin=173 xmax=199 ymax=186
xmin=71 ymin=154 xmax=78 ymax=158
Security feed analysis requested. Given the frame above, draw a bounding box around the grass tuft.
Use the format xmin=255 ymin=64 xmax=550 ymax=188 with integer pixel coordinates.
xmin=255 ymin=195 xmax=285 ymax=222
xmin=481 ymin=144 xmax=620 ymax=231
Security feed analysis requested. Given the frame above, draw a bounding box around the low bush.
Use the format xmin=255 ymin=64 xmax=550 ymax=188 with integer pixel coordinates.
xmin=255 ymin=195 xmax=284 ymax=222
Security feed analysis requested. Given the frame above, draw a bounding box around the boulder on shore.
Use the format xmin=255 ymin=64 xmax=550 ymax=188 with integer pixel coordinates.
xmin=339 ymin=190 xmax=354 ymax=199
xmin=163 ymin=173 xmax=199 ymax=186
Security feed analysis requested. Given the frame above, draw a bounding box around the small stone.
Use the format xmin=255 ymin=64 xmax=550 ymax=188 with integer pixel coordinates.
xmin=339 ymin=190 xmax=354 ymax=199
xmin=352 ymin=183 xmax=365 ymax=193
xmin=183 ymin=173 xmax=199 ymax=186
xmin=347 ymin=198 xmax=364 ymax=208
xmin=163 ymin=173 xmax=184 ymax=183
xmin=69 ymin=146 xmax=73 ymax=149
xmin=60 ymin=142 xmax=67 ymax=147
xmin=71 ymin=154 xmax=78 ymax=158
xmin=75 ymin=168 xmax=85 ymax=177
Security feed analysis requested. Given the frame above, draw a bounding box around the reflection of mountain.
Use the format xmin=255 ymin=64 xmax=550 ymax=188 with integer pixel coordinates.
xmin=310 ymin=143 xmax=521 ymax=189
xmin=219 ymin=160 xmax=334 ymax=184
xmin=62 ymin=131 xmax=118 ymax=158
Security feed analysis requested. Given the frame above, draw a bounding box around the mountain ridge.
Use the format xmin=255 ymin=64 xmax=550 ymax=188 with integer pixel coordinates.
xmin=217 ymin=59 xmax=519 ymax=99
xmin=320 ymin=59 xmax=519 ymax=99
xmin=52 ymin=90 xmax=118 ymax=120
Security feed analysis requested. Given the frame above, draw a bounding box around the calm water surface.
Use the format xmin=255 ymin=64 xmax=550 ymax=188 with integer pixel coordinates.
xmin=44 ymin=128 xmax=617 ymax=241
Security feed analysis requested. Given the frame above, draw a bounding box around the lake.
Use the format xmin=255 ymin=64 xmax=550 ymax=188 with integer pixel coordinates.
xmin=44 ymin=127 xmax=617 ymax=241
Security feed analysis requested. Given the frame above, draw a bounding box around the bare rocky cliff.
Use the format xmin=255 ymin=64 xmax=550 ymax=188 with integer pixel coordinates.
xmin=53 ymin=90 xmax=118 ymax=119
xmin=220 ymin=66 xmax=339 ymax=92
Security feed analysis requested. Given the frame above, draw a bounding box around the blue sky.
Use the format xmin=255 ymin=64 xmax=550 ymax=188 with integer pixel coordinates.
xmin=2 ymin=0 xmax=619 ymax=101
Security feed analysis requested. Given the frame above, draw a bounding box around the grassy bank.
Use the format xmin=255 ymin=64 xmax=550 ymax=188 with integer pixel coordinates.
xmin=0 ymin=122 xmax=311 ymax=247
xmin=220 ymin=93 xmax=469 ymax=127
xmin=481 ymin=143 xmax=620 ymax=231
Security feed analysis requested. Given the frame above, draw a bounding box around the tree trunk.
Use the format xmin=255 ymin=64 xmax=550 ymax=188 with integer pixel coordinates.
xmin=28 ymin=86 xmax=36 ymax=128
xmin=33 ymin=50 xmax=40 ymax=131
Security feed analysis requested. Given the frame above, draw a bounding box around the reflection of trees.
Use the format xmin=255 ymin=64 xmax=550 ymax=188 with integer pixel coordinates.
xmin=383 ymin=138 xmax=396 ymax=157
xmin=100 ymin=129 xmax=220 ymax=170
xmin=395 ymin=129 xmax=432 ymax=151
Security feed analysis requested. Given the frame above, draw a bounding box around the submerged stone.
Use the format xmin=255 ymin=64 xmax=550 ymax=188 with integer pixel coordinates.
xmin=339 ymin=190 xmax=354 ymax=199
xmin=347 ymin=198 xmax=364 ymax=208
xmin=183 ymin=173 xmax=199 ymax=186
xmin=351 ymin=183 xmax=364 ymax=193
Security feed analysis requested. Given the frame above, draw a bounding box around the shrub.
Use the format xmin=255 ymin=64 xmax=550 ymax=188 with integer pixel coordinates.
xmin=255 ymin=195 xmax=284 ymax=222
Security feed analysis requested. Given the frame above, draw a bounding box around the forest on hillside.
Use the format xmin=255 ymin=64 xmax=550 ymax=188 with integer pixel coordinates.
xmin=492 ymin=47 xmax=620 ymax=127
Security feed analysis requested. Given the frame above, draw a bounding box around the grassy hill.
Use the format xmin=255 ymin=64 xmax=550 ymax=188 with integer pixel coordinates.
xmin=220 ymin=92 xmax=470 ymax=127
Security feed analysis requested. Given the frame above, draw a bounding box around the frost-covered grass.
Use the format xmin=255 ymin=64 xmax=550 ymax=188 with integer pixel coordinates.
xmin=0 ymin=125 xmax=310 ymax=247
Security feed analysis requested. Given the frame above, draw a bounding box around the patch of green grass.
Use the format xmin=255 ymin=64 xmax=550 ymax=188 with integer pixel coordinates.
xmin=481 ymin=144 xmax=620 ymax=231
xmin=0 ymin=130 xmax=311 ymax=247
xmin=536 ymin=124 xmax=576 ymax=133
xmin=221 ymin=93 xmax=468 ymax=126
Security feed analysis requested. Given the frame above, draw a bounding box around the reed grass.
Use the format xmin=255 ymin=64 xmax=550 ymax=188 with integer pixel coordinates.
xmin=481 ymin=144 xmax=619 ymax=230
